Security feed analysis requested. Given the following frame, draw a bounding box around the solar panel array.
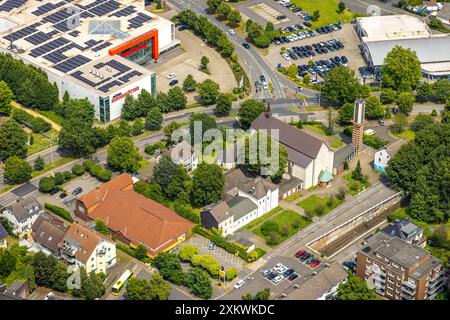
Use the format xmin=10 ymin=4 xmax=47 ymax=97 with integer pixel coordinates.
xmin=118 ymin=70 xmax=143 ymax=83
xmin=3 ymin=23 xmax=41 ymax=42
xmin=42 ymin=42 xmax=85 ymax=63
xmin=92 ymin=41 xmax=112 ymax=52
xmin=0 ymin=0 xmax=27 ymax=12
xmin=68 ymin=30 xmax=81 ymax=37
xmin=29 ymin=37 xmax=70 ymax=57
xmin=98 ymin=79 xmax=121 ymax=93
xmin=128 ymin=13 xmax=152 ymax=29
xmin=89 ymin=0 xmax=120 ymax=16
xmin=110 ymin=5 xmax=135 ymax=17
xmin=53 ymin=54 xmax=91 ymax=72
xmin=24 ymin=31 xmax=52 ymax=45
xmin=31 ymin=1 xmax=65 ymax=16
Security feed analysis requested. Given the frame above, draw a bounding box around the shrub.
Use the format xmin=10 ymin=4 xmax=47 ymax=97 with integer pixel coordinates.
xmin=39 ymin=177 xmax=56 ymax=193
xmin=179 ymin=245 xmax=199 ymax=262
xmin=63 ymin=171 xmax=72 ymax=181
xmin=173 ymin=201 xmax=199 ymax=223
xmin=144 ymin=142 xmax=166 ymax=155
xmin=44 ymin=203 xmax=74 ymax=222
xmin=225 ymin=268 xmax=238 ymax=280
xmin=53 ymin=172 xmax=65 ymax=185
xmin=12 ymin=109 xmax=51 ymax=133
xmin=83 ymin=160 xmax=96 ymax=171
xmin=72 ymin=164 xmax=85 ymax=176
xmin=260 ymin=220 xmax=279 ymax=236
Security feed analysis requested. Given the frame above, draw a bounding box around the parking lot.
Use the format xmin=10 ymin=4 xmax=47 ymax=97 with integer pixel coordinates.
xmin=267 ymin=23 xmax=366 ymax=80
xmin=183 ymin=234 xmax=246 ymax=270
xmin=223 ymin=252 xmax=328 ymax=299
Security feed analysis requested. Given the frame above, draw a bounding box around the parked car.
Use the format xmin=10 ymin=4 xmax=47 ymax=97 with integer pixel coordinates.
xmin=272 ymin=275 xmax=283 ymax=284
xmin=306 ymin=256 xmax=316 ymax=264
xmin=288 ymin=273 xmax=299 ymax=281
xmin=169 ymin=79 xmax=179 ymax=86
xmin=283 ymin=268 xmax=295 ymax=277
xmin=260 ymin=75 xmax=266 ymax=82
xmin=261 ymin=269 xmax=271 ymax=277
xmin=208 ymin=242 xmax=214 ymax=250
xmin=277 ymin=15 xmax=287 ymax=20
xmin=378 ymin=120 xmax=385 ymax=126
xmin=300 ymin=253 xmax=311 ymax=261
xmin=50 ymin=189 xmax=59 ymax=196
xmin=166 ymin=72 xmax=176 ymax=79
xmin=295 ymin=249 xmax=306 ymax=258
xmin=72 ymin=187 xmax=83 ymax=196
xmin=59 ymin=192 xmax=67 ymax=199
xmin=343 ymin=261 xmax=356 ymax=271
xmin=277 ymin=265 xmax=288 ymax=274
xmin=234 ymin=280 xmax=245 ymax=290
xmin=310 ymin=260 xmax=321 ymax=268
xmin=267 ymin=271 xmax=278 ymax=281
xmin=304 ymin=22 xmax=312 ymax=27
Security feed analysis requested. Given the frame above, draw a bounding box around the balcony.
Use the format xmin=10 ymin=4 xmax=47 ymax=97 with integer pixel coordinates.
xmin=428 ymin=281 xmax=445 ymax=295
xmin=429 ymin=271 xmax=444 ymax=283
xmin=402 ymin=280 xmax=416 ymax=290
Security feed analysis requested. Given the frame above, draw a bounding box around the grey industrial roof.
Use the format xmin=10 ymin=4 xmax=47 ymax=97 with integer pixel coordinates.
xmin=285 ymin=263 xmax=348 ymax=300
xmin=228 ymin=196 xmax=258 ymax=221
xmin=251 ymin=113 xmax=326 ymax=159
xmin=365 ymin=36 xmax=450 ymax=66
xmin=410 ymin=255 xmax=442 ymax=279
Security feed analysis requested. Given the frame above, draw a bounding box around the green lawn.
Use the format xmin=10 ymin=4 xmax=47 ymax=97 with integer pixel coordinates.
xmin=283 ymin=192 xmax=303 ymax=203
xmin=291 ymin=0 xmax=355 ymax=28
xmin=28 ymin=130 xmax=58 ymax=155
xmin=36 ymin=110 xmax=64 ymax=127
xmin=252 ymin=210 xmax=311 ymax=246
xmin=297 ymin=194 xmax=344 ymax=216
xmin=31 ymin=156 xmax=76 ymax=178
xmin=241 ymin=206 xmax=283 ymax=231
xmin=304 ymin=124 xmax=344 ymax=150
xmin=392 ymin=129 xmax=415 ymax=141
xmin=343 ymin=173 xmax=371 ymax=195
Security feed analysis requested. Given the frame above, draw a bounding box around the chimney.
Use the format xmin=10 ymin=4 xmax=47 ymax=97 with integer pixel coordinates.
xmin=352 ymin=99 xmax=366 ymax=154
xmin=265 ymin=101 xmax=272 ymax=118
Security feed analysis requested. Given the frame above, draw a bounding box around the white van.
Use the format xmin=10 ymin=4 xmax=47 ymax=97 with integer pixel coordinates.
xmin=364 ymin=129 xmax=375 ymax=136
xmin=234 ymin=280 xmax=245 ymax=290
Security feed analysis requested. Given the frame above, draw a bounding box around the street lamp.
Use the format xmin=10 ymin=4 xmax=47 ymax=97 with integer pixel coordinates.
xmin=42 ymin=132 xmax=55 ymax=166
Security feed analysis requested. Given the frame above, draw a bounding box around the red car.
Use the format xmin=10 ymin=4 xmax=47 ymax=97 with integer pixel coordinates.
xmin=295 ymin=250 xmax=306 ymax=258
xmin=310 ymin=260 xmax=321 ymax=268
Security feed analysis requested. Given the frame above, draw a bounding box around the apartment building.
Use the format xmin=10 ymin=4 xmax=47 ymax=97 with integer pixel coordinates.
xmin=356 ymin=232 xmax=446 ymax=300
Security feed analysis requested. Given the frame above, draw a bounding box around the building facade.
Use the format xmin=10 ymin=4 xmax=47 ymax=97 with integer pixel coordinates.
xmin=374 ymin=148 xmax=391 ymax=173
xmin=356 ymin=232 xmax=446 ymax=300
xmin=0 ymin=223 xmax=7 ymax=249
xmin=1 ymin=198 xmax=42 ymax=235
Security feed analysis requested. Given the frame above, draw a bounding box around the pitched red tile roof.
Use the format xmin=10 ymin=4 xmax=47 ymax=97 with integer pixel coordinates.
xmin=80 ymin=174 xmax=194 ymax=254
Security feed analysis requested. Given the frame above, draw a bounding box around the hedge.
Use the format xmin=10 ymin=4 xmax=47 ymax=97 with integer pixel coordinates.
xmin=192 ymin=225 xmax=265 ymax=263
xmin=44 ymin=203 xmax=74 ymax=222
xmin=12 ymin=108 xmax=51 ymax=133
xmin=174 ymin=202 xmax=200 ymax=223
xmin=144 ymin=142 xmax=165 ymax=155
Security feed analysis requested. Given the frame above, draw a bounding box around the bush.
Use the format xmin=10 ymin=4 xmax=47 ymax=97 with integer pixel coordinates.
xmin=12 ymin=109 xmax=51 ymax=133
xmin=380 ymin=88 xmax=397 ymax=104
xmin=179 ymin=245 xmax=199 ymax=262
xmin=53 ymin=172 xmax=65 ymax=185
xmin=144 ymin=142 xmax=166 ymax=155
xmin=225 ymin=268 xmax=238 ymax=280
xmin=260 ymin=220 xmax=279 ymax=236
xmin=63 ymin=171 xmax=73 ymax=181
xmin=44 ymin=203 xmax=74 ymax=222
xmin=83 ymin=160 xmax=96 ymax=171
xmin=173 ymin=201 xmax=199 ymax=223
xmin=89 ymin=163 xmax=112 ymax=182
xmin=363 ymin=134 xmax=388 ymax=149
xmin=72 ymin=164 xmax=85 ymax=176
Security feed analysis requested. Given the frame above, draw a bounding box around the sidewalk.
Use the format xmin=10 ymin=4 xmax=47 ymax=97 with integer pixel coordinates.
xmin=12 ymin=101 xmax=61 ymax=131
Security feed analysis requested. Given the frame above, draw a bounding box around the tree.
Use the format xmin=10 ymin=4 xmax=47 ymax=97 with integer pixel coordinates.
xmin=0 ymin=80 xmax=14 ymax=115
xmin=206 ymin=0 xmax=221 ymax=12
xmin=380 ymin=88 xmax=397 ymax=104
xmin=134 ymin=244 xmax=148 ymax=260
xmin=255 ymin=288 xmax=271 ymax=300
xmin=95 ymin=219 xmax=109 ymax=236
xmin=338 ymin=103 xmax=354 ymax=124
xmin=164 ymin=121 xmax=181 ymax=141
xmin=261 ymin=220 xmax=279 ymax=236
xmin=121 ymin=95 xmax=140 ymax=120
xmin=391 ymin=114 xmax=408 ymax=133
xmin=167 ymin=86 xmax=187 ymax=111
xmin=132 ymin=118 xmax=144 ymax=135
xmin=189 ymin=113 xmax=217 ymax=144
xmin=338 ymin=1 xmax=346 ymax=13
xmin=184 ymin=267 xmax=213 ymax=299
xmin=227 ymin=9 xmax=242 ymax=25
xmin=0 ymin=250 xmax=17 ymax=278
xmin=197 ymin=79 xmax=220 ymax=105
xmin=39 ymin=177 xmax=56 ymax=193
xmin=337 ymin=276 xmax=377 ymax=300
xmin=432 ymin=79 xmax=450 ymax=102
xmin=217 ymin=2 xmax=232 ymax=19
xmin=107 ymin=136 xmax=142 ymax=173
xmin=396 ymin=92 xmax=415 ymax=115
xmin=0 ymin=119 xmax=28 ymax=161
xmin=225 ymin=268 xmax=238 ymax=280
xmin=192 ymin=163 xmax=225 ymax=207
xmin=415 ymin=82 xmax=433 ymax=101
xmin=4 ymin=156 xmax=32 ymax=183
xmin=59 ymin=118 xmax=95 ymax=156
xmin=322 ymin=66 xmax=362 ymax=106
xmin=179 ymin=245 xmax=199 ymax=262
xmin=125 ymin=274 xmax=171 ymax=300
xmin=215 ymin=93 xmax=233 ymax=115
xmin=288 ymin=63 xmax=298 ymax=78
xmin=151 ymin=252 xmax=184 ymax=284
xmin=365 ymin=95 xmax=384 ymax=120
xmin=411 ymin=114 xmax=434 ymax=132
xmin=265 ymin=21 xmax=275 ymax=32
xmin=34 ymin=155 xmax=45 ymax=171
xmin=242 ymin=293 xmax=253 ymax=300
xmin=247 ymin=22 xmax=264 ymax=41
xmin=72 ymin=164 xmax=85 ymax=176
xmin=352 ymin=160 xmax=362 ymax=181
xmin=145 ymin=107 xmax=163 ymax=129
xmin=237 ymin=99 xmax=266 ymax=129
xmin=312 ymin=10 xmax=320 ymax=21
xmin=152 ymin=156 xmax=190 ymax=200
xmin=381 ymin=45 xmax=421 ymax=92
xmin=182 ymin=74 xmax=197 ymax=92
xmin=200 ymin=56 xmax=210 ymax=70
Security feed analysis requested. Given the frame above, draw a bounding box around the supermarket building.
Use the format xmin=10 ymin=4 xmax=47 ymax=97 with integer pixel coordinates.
xmin=0 ymin=0 xmax=179 ymax=122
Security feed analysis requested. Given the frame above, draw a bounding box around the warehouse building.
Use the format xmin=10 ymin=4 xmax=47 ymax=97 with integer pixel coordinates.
xmin=0 ymin=0 xmax=178 ymax=122
xmin=356 ymin=15 xmax=450 ymax=79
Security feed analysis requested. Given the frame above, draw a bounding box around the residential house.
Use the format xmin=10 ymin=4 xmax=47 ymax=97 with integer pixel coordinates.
xmin=282 ymin=263 xmax=348 ymax=300
xmin=59 ymin=223 xmax=116 ymax=274
xmin=201 ymin=168 xmax=278 ymax=236
xmin=0 ymin=223 xmax=7 ymax=249
xmin=356 ymin=232 xmax=446 ymax=300
xmin=251 ymin=108 xmax=335 ymax=189
xmin=381 ymin=218 xmax=426 ymax=247
xmin=374 ymin=148 xmax=390 ymax=173
xmin=1 ymin=197 xmax=42 ymax=235
xmin=31 ymin=213 xmax=67 ymax=255
xmin=160 ymin=140 xmax=199 ymax=172
xmin=75 ymin=173 xmax=194 ymax=257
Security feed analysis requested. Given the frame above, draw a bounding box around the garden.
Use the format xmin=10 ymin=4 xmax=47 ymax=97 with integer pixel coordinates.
xmin=252 ymin=210 xmax=311 ymax=246
xmin=291 ymin=0 xmax=355 ymax=28
xmin=297 ymin=194 xmax=344 ymax=217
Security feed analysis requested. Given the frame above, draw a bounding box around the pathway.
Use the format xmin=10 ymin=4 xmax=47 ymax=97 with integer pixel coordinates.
xmin=12 ymin=101 xmax=62 ymax=131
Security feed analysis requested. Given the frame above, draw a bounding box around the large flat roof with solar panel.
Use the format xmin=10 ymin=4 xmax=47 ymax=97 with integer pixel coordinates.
xmin=0 ymin=0 xmax=177 ymax=123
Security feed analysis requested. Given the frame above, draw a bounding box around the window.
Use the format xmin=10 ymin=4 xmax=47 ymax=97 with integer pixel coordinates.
xmin=391 ymin=262 xmax=399 ymax=268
